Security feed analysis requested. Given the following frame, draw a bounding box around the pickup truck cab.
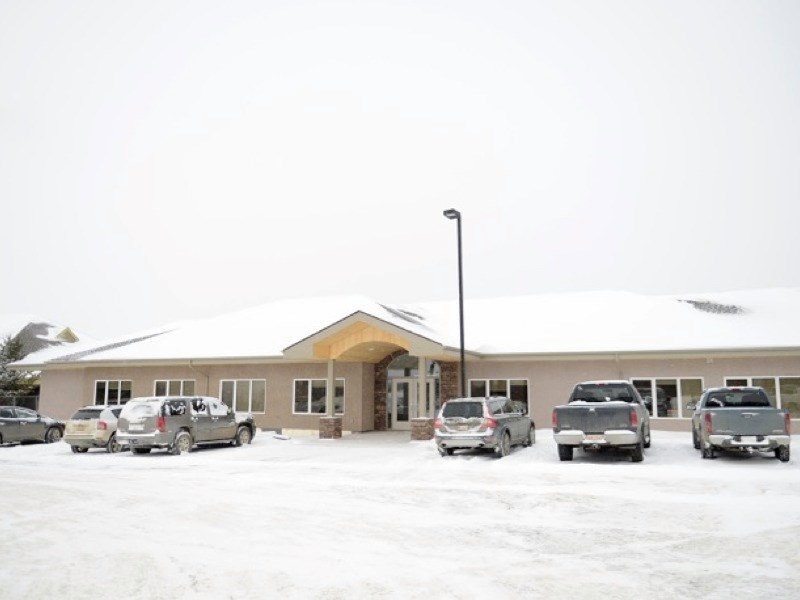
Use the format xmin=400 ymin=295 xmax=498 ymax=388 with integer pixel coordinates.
xmin=691 ymin=386 xmax=791 ymax=462
xmin=552 ymin=380 xmax=651 ymax=462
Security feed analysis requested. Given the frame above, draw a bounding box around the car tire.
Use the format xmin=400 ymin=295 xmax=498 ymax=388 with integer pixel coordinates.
xmin=235 ymin=426 xmax=252 ymax=446
xmin=438 ymin=447 xmax=454 ymax=457
xmin=131 ymin=447 xmax=151 ymax=455
xmin=557 ymin=444 xmax=573 ymax=461
xmin=643 ymin=427 xmax=651 ymax=449
xmin=71 ymin=446 xmax=89 ymax=453
xmin=631 ymin=441 xmax=644 ymax=462
xmin=776 ymin=446 xmax=790 ymax=462
xmin=45 ymin=427 xmax=62 ymax=444
xmin=106 ymin=434 xmax=122 ymax=453
xmin=524 ymin=426 xmax=535 ymax=447
xmin=171 ymin=431 xmax=192 ymax=455
xmin=702 ymin=444 xmax=715 ymax=459
xmin=496 ymin=432 xmax=511 ymax=458
xmin=692 ymin=428 xmax=701 ymax=450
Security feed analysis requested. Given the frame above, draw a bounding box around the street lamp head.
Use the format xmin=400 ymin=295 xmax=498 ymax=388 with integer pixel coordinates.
xmin=443 ymin=208 xmax=461 ymax=220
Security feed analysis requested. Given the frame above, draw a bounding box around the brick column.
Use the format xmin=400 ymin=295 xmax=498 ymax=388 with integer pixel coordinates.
xmin=439 ymin=361 xmax=461 ymax=402
xmin=373 ymin=350 xmax=406 ymax=431
xmin=411 ymin=417 xmax=434 ymax=440
xmin=319 ymin=416 xmax=342 ymax=439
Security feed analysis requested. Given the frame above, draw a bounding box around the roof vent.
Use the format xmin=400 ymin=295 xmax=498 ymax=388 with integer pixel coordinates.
xmin=679 ymin=299 xmax=745 ymax=315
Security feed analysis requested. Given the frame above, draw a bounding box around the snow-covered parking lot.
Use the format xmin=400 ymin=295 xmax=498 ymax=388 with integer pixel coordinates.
xmin=2 ymin=430 xmax=799 ymax=600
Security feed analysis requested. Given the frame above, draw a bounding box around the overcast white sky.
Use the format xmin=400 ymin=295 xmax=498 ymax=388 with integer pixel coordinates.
xmin=2 ymin=1 xmax=798 ymax=339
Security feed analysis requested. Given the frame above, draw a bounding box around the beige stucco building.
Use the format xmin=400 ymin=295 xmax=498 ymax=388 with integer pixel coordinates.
xmin=13 ymin=290 xmax=800 ymax=435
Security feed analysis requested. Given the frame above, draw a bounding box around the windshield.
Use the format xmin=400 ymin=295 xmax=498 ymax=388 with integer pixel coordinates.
xmin=442 ymin=402 xmax=484 ymax=419
xmin=570 ymin=383 xmax=636 ymax=403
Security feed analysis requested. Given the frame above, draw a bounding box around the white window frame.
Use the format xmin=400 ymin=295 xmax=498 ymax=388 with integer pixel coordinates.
xmin=153 ymin=379 xmax=196 ymax=396
xmin=724 ymin=376 xmax=800 ymax=412
xmin=94 ymin=380 xmax=132 ymax=406
xmin=631 ymin=377 xmax=704 ymax=419
xmin=292 ymin=378 xmax=345 ymax=416
xmin=468 ymin=378 xmax=529 ymax=412
xmin=219 ymin=379 xmax=266 ymax=414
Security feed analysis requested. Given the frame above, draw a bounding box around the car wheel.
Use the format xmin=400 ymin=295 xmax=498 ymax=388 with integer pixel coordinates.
xmin=235 ymin=426 xmax=252 ymax=446
xmin=631 ymin=441 xmax=644 ymax=462
xmin=557 ymin=444 xmax=573 ymax=461
xmin=171 ymin=431 xmax=192 ymax=455
xmin=524 ymin=426 xmax=535 ymax=447
xmin=131 ymin=447 xmax=151 ymax=455
xmin=106 ymin=434 xmax=122 ymax=453
xmin=692 ymin=427 xmax=701 ymax=450
xmin=45 ymin=427 xmax=62 ymax=443
xmin=438 ymin=447 xmax=454 ymax=457
xmin=776 ymin=445 xmax=790 ymax=462
xmin=643 ymin=427 xmax=651 ymax=449
xmin=70 ymin=445 xmax=89 ymax=453
xmin=495 ymin=432 xmax=511 ymax=458
xmin=702 ymin=444 xmax=716 ymax=459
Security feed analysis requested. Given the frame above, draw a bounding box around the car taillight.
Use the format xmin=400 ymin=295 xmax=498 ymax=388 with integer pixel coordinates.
xmin=483 ymin=417 xmax=497 ymax=430
xmin=433 ymin=418 xmax=443 ymax=430
xmin=551 ymin=410 xmax=558 ymax=429
xmin=704 ymin=412 xmax=713 ymax=435
xmin=97 ymin=421 xmax=108 ymax=430
xmin=157 ymin=415 xmax=166 ymax=432
xmin=785 ymin=413 xmax=792 ymax=435
xmin=630 ymin=408 xmax=639 ymax=428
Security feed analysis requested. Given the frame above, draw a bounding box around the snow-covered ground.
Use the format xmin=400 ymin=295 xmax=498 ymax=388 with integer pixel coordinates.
xmin=1 ymin=430 xmax=798 ymax=600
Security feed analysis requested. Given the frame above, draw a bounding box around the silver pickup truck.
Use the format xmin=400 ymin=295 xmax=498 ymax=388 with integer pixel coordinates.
xmin=552 ymin=380 xmax=651 ymax=462
xmin=691 ymin=386 xmax=791 ymax=462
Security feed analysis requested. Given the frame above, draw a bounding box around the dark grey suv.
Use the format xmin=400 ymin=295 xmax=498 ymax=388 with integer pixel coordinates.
xmin=433 ymin=397 xmax=535 ymax=458
xmin=117 ymin=396 xmax=256 ymax=455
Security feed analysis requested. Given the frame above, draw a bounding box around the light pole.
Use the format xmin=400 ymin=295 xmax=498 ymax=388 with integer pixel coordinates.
xmin=443 ymin=208 xmax=466 ymax=397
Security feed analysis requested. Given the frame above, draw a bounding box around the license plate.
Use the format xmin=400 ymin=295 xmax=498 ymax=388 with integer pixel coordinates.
xmin=128 ymin=424 xmax=144 ymax=432
xmin=741 ymin=436 xmax=758 ymax=444
xmin=586 ymin=434 xmax=604 ymax=441
xmin=456 ymin=424 xmax=468 ymax=431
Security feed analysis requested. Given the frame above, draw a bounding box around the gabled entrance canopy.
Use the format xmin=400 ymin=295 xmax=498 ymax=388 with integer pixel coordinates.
xmin=282 ymin=311 xmax=453 ymax=363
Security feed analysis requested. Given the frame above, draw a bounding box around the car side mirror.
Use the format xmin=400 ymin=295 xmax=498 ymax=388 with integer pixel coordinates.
xmin=686 ymin=401 xmax=697 ymax=410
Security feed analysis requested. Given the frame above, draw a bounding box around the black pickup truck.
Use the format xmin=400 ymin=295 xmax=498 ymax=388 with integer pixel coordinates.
xmin=552 ymin=380 xmax=652 ymax=462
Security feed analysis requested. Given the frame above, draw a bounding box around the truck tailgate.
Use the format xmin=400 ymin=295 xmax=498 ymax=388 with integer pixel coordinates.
xmin=555 ymin=404 xmax=632 ymax=433
xmin=707 ymin=408 xmax=787 ymax=436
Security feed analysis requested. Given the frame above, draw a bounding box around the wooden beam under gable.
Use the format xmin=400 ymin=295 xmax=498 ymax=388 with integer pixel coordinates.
xmin=312 ymin=321 xmax=410 ymax=361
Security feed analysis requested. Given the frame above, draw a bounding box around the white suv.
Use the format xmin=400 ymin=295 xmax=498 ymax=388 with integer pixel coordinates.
xmin=64 ymin=405 xmax=124 ymax=453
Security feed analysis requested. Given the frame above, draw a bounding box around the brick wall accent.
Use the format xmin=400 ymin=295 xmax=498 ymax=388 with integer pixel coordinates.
xmin=319 ymin=416 xmax=342 ymax=439
xmin=440 ymin=361 xmax=461 ymax=402
xmin=411 ymin=417 xmax=434 ymax=440
xmin=373 ymin=350 xmax=407 ymax=431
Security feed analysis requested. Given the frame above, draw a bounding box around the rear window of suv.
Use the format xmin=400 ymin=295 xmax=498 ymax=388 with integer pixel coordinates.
xmin=443 ymin=402 xmax=484 ymax=419
xmin=70 ymin=409 xmax=104 ymax=420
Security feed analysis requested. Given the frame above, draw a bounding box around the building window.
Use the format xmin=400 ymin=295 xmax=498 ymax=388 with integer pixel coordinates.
xmin=293 ymin=379 xmax=345 ymax=415
xmin=154 ymin=380 xmax=195 ymax=396
xmin=725 ymin=377 xmax=800 ymax=418
xmin=95 ymin=380 xmax=132 ymax=405
xmin=632 ymin=378 xmax=702 ymax=419
xmin=220 ymin=380 xmax=266 ymax=413
xmin=468 ymin=379 xmax=529 ymax=413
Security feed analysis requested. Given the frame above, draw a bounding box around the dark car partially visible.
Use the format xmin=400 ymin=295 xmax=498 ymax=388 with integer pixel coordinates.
xmin=0 ymin=406 xmax=64 ymax=445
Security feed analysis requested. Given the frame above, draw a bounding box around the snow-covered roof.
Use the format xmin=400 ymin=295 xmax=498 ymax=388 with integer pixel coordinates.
xmin=11 ymin=288 xmax=800 ymax=368
xmin=0 ymin=315 xmax=86 ymax=358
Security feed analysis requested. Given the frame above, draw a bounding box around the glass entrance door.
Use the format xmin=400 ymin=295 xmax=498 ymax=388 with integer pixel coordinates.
xmin=390 ymin=379 xmax=439 ymax=430
xmin=391 ymin=379 xmax=412 ymax=430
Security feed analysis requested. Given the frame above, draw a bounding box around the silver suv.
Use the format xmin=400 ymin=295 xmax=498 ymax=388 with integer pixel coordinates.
xmin=117 ymin=396 xmax=256 ymax=455
xmin=434 ymin=396 xmax=535 ymax=458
